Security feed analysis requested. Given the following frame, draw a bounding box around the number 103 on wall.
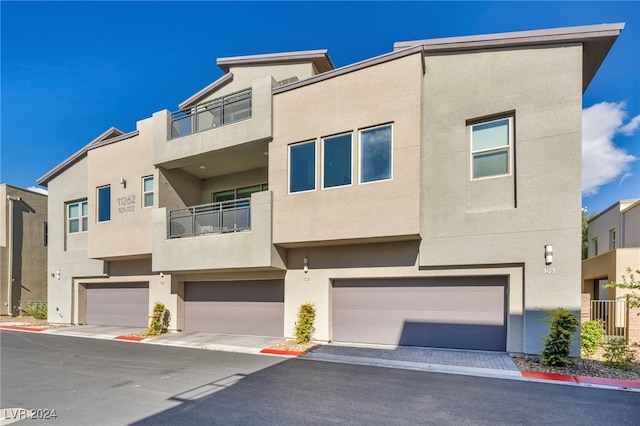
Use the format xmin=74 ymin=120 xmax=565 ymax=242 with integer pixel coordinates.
xmin=544 ymin=268 xmax=556 ymax=274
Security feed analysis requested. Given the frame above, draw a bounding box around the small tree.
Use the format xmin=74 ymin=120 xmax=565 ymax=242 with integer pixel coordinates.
xmin=541 ymin=308 xmax=579 ymax=366
xmin=146 ymin=302 xmax=169 ymax=336
xmin=294 ymin=303 xmax=316 ymax=344
xmin=581 ymin=320 xmax=605 ymax=357
xmin=606 ymin=268 xmax=640 ymax=309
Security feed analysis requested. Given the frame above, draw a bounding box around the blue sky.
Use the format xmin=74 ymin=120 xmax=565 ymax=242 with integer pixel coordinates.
xmin=1 ymin=1 xmax=638 ymax=215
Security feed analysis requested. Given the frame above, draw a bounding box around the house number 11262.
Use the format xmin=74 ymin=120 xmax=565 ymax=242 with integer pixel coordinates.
xmin=544 ymin=268 xmax=556 ymax=274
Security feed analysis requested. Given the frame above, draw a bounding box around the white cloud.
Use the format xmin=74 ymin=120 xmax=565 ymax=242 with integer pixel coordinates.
xmin=26 ymin=186 xmax=48 ymax=195
xmin=582 ymin=101 xmax=637 ymax=196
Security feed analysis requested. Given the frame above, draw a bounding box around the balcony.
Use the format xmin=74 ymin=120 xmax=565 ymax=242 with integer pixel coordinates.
xmin=152 ymin=191 xmax=284 ymax=272
xmin=168 ymin=198 xmax=251 ymax=238
xmin=170 ymin=88 xmax=252 ymax=140
xmin=152 ymin=75 xmax=273 ymax=172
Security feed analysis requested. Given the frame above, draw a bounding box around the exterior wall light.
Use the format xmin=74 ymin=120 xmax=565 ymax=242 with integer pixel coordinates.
xmin=544 ymin=244 xmax=553 ymax=265
xmin=55 ymin=270 xmax=61 ymax=280
xmin=119 ymin=177 xmax=126 ymax=188
xmin=303 ymin=257 xmax=309 ymax=273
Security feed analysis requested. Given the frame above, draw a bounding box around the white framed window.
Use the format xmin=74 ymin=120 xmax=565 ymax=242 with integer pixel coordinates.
xmin=67 ymin=200 xmax=88 ymax=233
xmin=289 ymin=140 xmax=316 ymax=193
xmin=470 ymin=117 xmax=512 ymax=179
xmin=592 ymin=237 xmax=598 ymax=256
xmin=142 ymin=176 xmax=154 ymax=208
xmin=360 ymin=124 xmax=392 ymax=183
xmin=97 ymin=185 xmax=111 ymax=223
xmin=322 ymin=133 xmax=352 ymax=189
xmin=213 ymin=184 xmax=268 ymax=202
xmin=609 ymin=228 xmax=616 ymax=251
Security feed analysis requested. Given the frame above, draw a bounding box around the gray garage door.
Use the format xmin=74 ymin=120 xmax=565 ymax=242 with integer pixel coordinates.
xmin=86 ymin=283 xmax=149 ymax=327
xmin=333 ymin=276 xmax=507 ymax=351
xmin=184 ymin=280 xmax=284 ymax=337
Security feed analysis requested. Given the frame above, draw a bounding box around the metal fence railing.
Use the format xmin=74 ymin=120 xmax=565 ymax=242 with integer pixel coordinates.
xmin=170 ymin=88 xmax=252 ymax=139
xmin=167 ymin=198 xmax=251 ymax=238
xmin=591 ymin=299 xmax=627 ymax=340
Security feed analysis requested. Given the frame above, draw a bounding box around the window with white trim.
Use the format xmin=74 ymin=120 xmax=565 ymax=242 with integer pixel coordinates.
xmin=323 ymin=133 xmax=352 ymax=188
xmin=360 ymin=124 xmax=392 ymax=183
xmin=592 ymin=237 xmax=599 ymax=256
xmin=67 ymin=200 xmax=88 ymax=233
xmin=142 ymin=176 xmax=154 ymax=208
xmin=609 ymin=228 xmax=616 ymax=251
xmin=470 ymin=117 xmax=512 ymax=179
xmin=289 ymin=141 xmax=316 ymax=193
xmin=97 ymin=185 xmax=111 ymax=222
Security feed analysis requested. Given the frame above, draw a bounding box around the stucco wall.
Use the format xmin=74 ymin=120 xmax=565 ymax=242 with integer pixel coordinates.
xmin=46 ymin=157 xmax=105 ymax=324
xmin=623 ymin=202 xmax=640 ymax=248
xmin=87 ymin=118 xmax=155 ymax=260
xmin=271 ymin=53 xmax=424 ymax=245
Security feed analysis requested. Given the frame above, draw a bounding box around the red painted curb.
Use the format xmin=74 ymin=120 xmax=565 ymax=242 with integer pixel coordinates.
xmin=260 ymin=348 xmax=307 ymax=357
xmin=520 ymin=371 xmax=576 ymax=382
xmin=114 ymin=335 xmax=145 ymax=342
xmin=574 ymin=376 xmax=640 ymax=389
xmin=0 ymin=325 xmax=45 ymax=332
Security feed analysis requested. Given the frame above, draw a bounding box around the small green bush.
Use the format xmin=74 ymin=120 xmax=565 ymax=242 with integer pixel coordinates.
xmin=541 ymin=308 xmax=579 ymax=367
xmin=294 ymin=303 xmax=316 ymax=344
xmin=581 ymin=320 xmax=605 ymax=357
xmin=603 ymin=338 xmax=636 ymax=370
xmin=23 ymin=303 xmax=47 ymax=320
xmin=146 ymin=302 xmax=169 ymax=336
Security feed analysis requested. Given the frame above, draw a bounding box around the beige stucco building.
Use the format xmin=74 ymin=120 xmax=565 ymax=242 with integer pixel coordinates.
xmin=38 ymin=23 xmax=623 ymax=355
xmin=1 ymin=184 xmax=48 ymax=316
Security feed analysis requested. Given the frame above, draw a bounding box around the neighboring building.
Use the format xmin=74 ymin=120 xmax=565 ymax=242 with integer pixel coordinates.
xmin=583 ymin=199 xmax=640 ymax=298
xmin=38 ymin=23 xmax=623 ymax=355
xmin=0 ymin=184 xmax=48 ymax=316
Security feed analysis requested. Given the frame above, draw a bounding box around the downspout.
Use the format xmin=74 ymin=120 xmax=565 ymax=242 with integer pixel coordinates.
xmin=6 ymin=195 xmax=22 ymax=316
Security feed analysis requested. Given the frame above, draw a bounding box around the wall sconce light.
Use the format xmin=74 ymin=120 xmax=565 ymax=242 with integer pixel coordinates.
xmin=160 ymin=272 xmax=164 ymax=278
xmin=303 ymin=257 xmax=309 ymax=274
xmin=119 ymin=177 xmax=126 ymax=188
xmin=55 ymin=269 xmax=61 ymax=280
xmin=544 ymin=244 xmax=553 ymax=265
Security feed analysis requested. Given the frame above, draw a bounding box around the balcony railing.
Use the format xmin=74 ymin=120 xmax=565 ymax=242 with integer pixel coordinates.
xmin=168 ymin=198 xmax=251 ymax=238
xmin=170 ymin=88 xmax=252 ymax=139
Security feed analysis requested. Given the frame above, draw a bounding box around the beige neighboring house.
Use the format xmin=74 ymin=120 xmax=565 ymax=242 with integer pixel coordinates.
xmin=0 ymin=184 xmax=48 ymax=316
xmin=582 ymin=199 xmax=640 ymax=342
xmin=38 ymin=23 xmax=623 ymax=355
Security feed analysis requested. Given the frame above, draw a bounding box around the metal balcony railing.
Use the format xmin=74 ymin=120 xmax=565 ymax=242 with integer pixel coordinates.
xmin=591 ymin=299 xmax=627 ymax=340
xmin=170 ymin=88 xmax=252 ymax=139
xmin=168 ymin=198 xmax=251 ymax=238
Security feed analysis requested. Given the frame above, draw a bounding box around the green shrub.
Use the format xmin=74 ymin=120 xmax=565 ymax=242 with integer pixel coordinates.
xmin=581 ymin=320 xmax=605 ymax=357
xmin=541 ymin=308 xmax=579 ymax=367
xmin=23 ymin=303 xmax=47 ymax=320
xmin=294 ymin=303 xmax=316 ymax=344
xmin=603 ymin=338 xmax=636 ymax=370
xmin=146 ymin=302 xmax=169 ymax=336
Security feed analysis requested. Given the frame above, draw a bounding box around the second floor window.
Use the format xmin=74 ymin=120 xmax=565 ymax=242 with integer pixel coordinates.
xmin=360 ymin=124 xmax=392 ymax=183
xmin=289 ymin=141 xmax=316 ymax=193
xmin=609 ymin=228 xmax=616 ymax=251
xmin=592 ymin=237 xmax=599 ymax=256
xmin=470 ymin=117 xmax=512 ymax=179
xmin=68 ymin=200 xmax=88 ymax=233
xmin=323 ymin=133 xmax=352 ymax=188
xmin=97 ymin=185 xmax=111 ymax=222
xmin=143 ymin=176 xmax=154 ymax=208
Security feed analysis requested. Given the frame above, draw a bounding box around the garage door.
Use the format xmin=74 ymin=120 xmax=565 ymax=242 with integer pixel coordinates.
xmin=184 ymin=280 xmax=284 ymax=337
xmin=86 ymin=283 xmax=149 ymax=327
xmin=333 ymin=277 xmax=507 ymax=351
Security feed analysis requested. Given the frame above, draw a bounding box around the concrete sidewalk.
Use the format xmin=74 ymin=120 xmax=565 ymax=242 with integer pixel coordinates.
xmin=3 ymin=323 xmax=640 ymax=391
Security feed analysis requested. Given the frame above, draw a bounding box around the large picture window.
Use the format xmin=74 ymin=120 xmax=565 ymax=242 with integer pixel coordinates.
xmin=360 ymin=125 xmax=392 ymax=183
xmin=289 ymin=141 xmax=316 ymax=193
xmin=471 ymin=117 xmax=512 ymax=179
xmin=323 ymin=134 xmax=352 ymax=188
xmin=97 ymin=185 xmax=111 ymax=222
xmin=68 ymin=200 xmax=88 ymax=233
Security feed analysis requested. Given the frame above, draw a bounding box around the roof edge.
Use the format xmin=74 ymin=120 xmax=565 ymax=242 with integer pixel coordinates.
xmin=179 ymin=73 xmax=234 ymax=110
xmin=273 ymin=45 xmax=424 ymax=95
xmin=217 ymin=49 xmax=334 ymax=73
